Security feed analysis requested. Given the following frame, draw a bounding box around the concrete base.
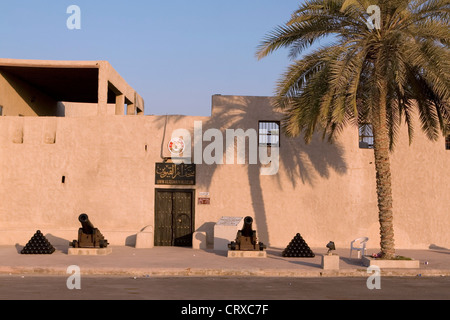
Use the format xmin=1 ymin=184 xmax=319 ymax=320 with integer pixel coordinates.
xmin=68 ymin=247 xmax=112 ymax=256
xmin=321 ymin=254 xmax=340 ymax=270
xmin=227 ymin=250 xmax=267 ymax=258
xmin=193 ymin=232 xmax=207 ymax=250
xmin=362 ymin=256 xmax=420 ymax=268
xmin=135 ymin=226 xmax=154 ymax=249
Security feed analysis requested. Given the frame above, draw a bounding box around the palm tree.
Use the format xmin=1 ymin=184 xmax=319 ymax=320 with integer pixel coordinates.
xmin=257 ymin=0 xmax=449 ymax=259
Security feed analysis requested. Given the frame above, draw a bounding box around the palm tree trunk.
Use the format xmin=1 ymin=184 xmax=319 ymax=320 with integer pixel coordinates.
xmin=372 ymin=78 xmax=396 ymax=259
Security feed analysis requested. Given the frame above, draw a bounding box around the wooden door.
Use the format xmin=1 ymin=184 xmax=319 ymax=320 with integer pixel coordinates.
xmin=154 ymin=191 xmax=173 ymax=247
xmin=172 ymin=191 xmax=193 ymax=247
xmin=155 ymin=190 xmax=194 ymax=247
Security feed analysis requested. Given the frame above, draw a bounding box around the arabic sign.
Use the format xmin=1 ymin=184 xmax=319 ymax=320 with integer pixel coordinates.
xmin=155 ymin=163 xmax=196 ymax=185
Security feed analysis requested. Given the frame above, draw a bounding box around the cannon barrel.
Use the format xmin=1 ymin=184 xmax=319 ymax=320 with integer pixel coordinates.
xmin=227 ymin=216 xmax=266 ymax=251
xmin=79 ymin=214 xmax=95 ymax=234
xmin=71 ymin=213 xmax=108 ymax=248
xmin=241 ymin=216 xmax=254 ymax=237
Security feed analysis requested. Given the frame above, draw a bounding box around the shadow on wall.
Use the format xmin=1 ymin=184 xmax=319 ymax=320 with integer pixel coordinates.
xmin=45 ymin=234 xmax=72 ymax=253
xmin=1 ymin=70 xmax=59 ymax=116
xmin=155 ymin=96 xmax=348 ymax=247
xmin=125 ymin=234 xmax=137 ymax=247
xmin=429 ymin=244 xmax=450 ymax=251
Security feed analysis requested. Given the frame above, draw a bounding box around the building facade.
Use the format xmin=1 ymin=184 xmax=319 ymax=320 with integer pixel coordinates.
xmin=0 ymin=59 xmax=449 ymax=250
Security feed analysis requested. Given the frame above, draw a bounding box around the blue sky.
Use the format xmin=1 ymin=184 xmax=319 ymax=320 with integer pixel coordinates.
xmin=0 ymin=0 xmax=303 ymax=116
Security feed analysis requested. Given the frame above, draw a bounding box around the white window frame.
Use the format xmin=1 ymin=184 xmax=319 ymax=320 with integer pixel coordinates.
xmin=258 ymin=121 xmax=280 ymax=147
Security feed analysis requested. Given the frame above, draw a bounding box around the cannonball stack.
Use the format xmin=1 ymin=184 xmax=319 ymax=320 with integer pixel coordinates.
xmin=21 ymin=230 xmax=56 ymax=255
xmin=282 ymin=233 xmax=315 ymax=258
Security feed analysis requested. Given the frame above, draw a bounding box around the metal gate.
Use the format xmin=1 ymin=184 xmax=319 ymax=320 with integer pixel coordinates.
xmin=154 ymin=189 xmax=194 ymax=247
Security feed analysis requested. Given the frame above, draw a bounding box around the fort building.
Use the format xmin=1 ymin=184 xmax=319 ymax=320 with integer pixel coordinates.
xmin=0 ymin=59 xmax=448 ymax=250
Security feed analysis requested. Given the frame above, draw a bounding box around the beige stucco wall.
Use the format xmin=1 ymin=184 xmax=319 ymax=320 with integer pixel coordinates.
xmin=0 ymin=95 xmax=448 ymax=250
xmin=59 ymin=103 xmax=117 ymax=117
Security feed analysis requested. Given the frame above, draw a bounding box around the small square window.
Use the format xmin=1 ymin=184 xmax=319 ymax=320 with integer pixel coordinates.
xmin=359 ymin=124 xmax=374 ymax=149
xmin=259 ymin=121 xmax=280 ymax=147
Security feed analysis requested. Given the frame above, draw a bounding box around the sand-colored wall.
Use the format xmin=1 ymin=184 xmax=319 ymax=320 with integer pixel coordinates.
xmin=59 ymin=103 xmax=116 ymax=117
xmin=0 ymin=95 xmax=448 ymax=250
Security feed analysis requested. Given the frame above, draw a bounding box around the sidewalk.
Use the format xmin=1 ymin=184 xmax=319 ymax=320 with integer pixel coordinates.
xmin=0 ymin=245 xmax=449 ymax=277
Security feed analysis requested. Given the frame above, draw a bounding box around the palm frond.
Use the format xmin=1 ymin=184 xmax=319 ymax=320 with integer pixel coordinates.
xmin=257 ymin=0 xmax=450 ymax=146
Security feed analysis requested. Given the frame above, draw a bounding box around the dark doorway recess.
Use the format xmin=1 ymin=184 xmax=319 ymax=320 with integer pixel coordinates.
xmin=154 ymin=189 xmax=195 ymax=247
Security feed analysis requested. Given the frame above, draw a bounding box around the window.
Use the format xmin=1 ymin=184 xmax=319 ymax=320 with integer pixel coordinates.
xmin=446 ymin=134 xmax=450 ymax=150
xmin=359 ymin=124 xmax=374 ymax=149
xmin=0 ymin=105 xmax=3 ymax=116
xmin=259 ymin=121 xmax=280 ymax=147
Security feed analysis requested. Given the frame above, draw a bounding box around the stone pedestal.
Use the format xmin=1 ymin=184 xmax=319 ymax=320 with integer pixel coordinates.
xmin=135 ymin=226 xmax=154 ymax=249
xmin=193 ymin=231 xmax=207 ymax=250
xmin=321 ymin=254 xmax=340 ymax=270
xmin=68 ymin=247 xmax=112 ymax=256
xmin=227 ymin=250 xmax=267 ymax=258
xmin=214 ymin=217 xmax=244 ymax=251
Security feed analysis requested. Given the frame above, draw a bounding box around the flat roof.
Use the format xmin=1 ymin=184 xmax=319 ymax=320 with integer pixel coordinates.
xmin=0 ymin=59 xmax=132 ymax=104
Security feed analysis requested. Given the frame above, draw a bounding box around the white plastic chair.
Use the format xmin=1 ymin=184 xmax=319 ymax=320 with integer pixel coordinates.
xmin=350 ymin=237 xmax=369 ymax=259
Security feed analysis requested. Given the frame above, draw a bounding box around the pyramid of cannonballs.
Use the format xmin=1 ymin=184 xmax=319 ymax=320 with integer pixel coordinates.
xmin=21 ymin=230 xmax=55 ymax=255
xmin=282 ymin=233 xmax=315 ymax=258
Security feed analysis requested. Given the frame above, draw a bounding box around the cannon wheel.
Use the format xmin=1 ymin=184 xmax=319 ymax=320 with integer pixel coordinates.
xmin=99 ymin=239 xmax=107 ymax=248
xmin=229 ymin=242 xmax=237 ymax=251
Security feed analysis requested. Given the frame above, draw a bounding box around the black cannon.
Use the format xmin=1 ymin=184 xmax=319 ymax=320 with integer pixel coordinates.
xmin=228 ymin=216 xmax=266 ymax=251
xmin=70 ymin=214 xmax=109 ymax=248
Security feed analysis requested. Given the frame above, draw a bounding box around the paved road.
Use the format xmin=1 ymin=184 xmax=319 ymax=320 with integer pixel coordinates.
xmin=0 ymin=275 xmax=449 ymax=301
